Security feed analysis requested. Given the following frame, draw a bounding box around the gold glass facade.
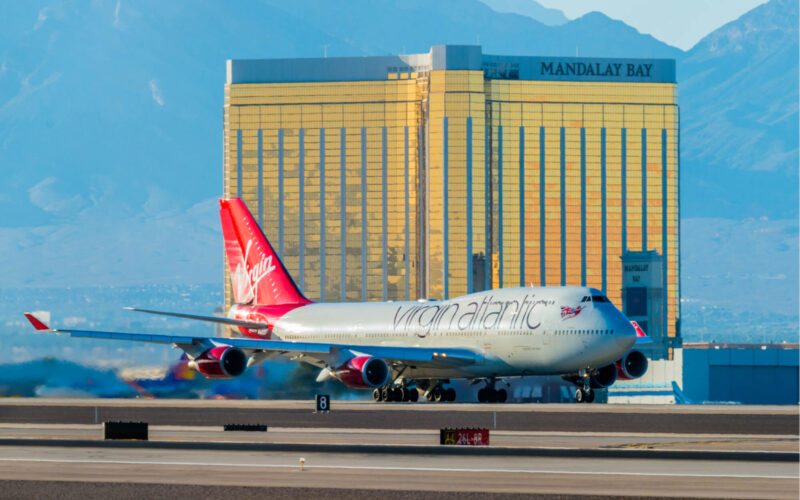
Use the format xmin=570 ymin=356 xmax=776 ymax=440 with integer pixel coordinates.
xmin=225 ymin=80 xmax=422 ymax=305
xmin=223 ymin=46 xmax=680 ymax=347
xmin=484 ymin=80 xmax=679 ymax=342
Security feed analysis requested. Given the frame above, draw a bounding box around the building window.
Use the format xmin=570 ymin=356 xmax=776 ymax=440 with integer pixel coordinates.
xmin=626 ymin=287 xmax=648 ymax=317
xmin=482 ymin=62 xmax=520 ymax=80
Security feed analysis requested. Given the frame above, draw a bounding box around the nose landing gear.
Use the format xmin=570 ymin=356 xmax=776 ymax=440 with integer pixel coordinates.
xmin=574 ymin=386 xmax=594 ymax=403
xmin=569 ymin=367 xmax=596 ymax=403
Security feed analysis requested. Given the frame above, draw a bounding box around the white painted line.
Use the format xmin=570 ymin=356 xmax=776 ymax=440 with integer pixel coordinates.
xmin=0 ymin=457 xmax=795 ymax=480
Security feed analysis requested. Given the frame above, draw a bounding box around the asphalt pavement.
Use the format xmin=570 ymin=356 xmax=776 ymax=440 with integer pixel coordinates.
xmin=0 ymin=399 xmax=796 ymax=435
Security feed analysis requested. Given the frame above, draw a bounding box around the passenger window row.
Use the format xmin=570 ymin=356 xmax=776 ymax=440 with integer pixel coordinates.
xmin=285 ymin=328 xmax=616 ymax=341
xmin=554 ymin=329 xmax=614 ymax=335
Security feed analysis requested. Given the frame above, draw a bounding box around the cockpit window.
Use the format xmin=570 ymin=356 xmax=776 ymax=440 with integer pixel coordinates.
xmin=580 ymin=296 xmax=591 ymax=303
xmin=591 ymin=295 xmax=610 ymax=303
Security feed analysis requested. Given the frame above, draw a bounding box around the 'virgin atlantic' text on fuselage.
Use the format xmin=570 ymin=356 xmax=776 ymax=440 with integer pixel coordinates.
xmin=392 ymin=294 xmax=555 ymax=335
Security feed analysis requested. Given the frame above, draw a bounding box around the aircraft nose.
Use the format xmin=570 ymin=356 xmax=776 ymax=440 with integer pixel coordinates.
xmin=600 ymin=307 xmax=637 ymax=349
xmin=608 ymin=320 xmax=636 ymax=354
xmin=619 ymin=318 xmax=637 ymax=337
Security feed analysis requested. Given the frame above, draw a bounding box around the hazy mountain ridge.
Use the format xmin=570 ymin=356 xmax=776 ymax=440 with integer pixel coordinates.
xmin=678 ymin=0 xmax=799 ymax=218
xmin=258 ymin=0 xmax=681 ymax=58
xmin=478 ymin=0 xmax=568 ymax=26
xmin=0 ymin=0 xmax=797 ymax=342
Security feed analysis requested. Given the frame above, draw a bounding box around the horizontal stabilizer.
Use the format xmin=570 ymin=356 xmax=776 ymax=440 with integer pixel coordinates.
xmin=124 ymin=307 xmax=269 ymax=330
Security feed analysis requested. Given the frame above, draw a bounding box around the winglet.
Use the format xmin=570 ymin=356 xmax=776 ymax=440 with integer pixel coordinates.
xmin=631 ymin=321 xmax=653 ymax=344
xmin=24 ymin=313 xmax=51 ymax=331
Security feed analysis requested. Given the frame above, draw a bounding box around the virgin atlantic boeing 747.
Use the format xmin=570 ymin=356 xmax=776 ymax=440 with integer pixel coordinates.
xmin=25 ymin=198 xmax=650 ymax=403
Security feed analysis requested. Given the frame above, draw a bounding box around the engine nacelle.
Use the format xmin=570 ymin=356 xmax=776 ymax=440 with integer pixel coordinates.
xmin=335 ymin=356 xmax=390 ymax=389
xmin=590 ymin=363 xmax=618 ymax=389
xmin=616 ymin=349 xmax=648 ymax=380
xmin=191 ymin=346 xmax=248 ymax=379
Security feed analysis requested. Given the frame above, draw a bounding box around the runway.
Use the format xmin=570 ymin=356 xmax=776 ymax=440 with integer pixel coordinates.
xmin=0 ymin=443 xmax=796 ymax=499
xmin=1 ymin=424 xmax=796 ymax=453
xmin=0 ymin=399 xmax=796 ymax=435
xmin=0 ymin=399 xmax=797 ymax=498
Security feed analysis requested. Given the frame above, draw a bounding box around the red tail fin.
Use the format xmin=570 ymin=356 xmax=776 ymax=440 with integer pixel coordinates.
xmin=219 ymin=198 xmax=310 ymax=306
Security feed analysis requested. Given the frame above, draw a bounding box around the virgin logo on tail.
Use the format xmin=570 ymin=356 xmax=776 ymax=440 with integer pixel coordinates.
xmin=231 ymin=264 xmax=254 ymax=303
xmin=234 ymin=239 xmax=277 ymax=304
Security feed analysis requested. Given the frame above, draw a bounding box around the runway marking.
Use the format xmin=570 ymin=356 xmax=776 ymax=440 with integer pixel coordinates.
xmin=0 ymin=457 xmax=796 ymax=480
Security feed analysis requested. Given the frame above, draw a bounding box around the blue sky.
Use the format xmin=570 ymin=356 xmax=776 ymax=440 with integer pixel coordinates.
xmin=535 ymin=0 xmax=770 ymax=50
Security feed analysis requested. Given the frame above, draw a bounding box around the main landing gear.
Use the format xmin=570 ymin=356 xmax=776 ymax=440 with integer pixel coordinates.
xmin=424 ymin=383 xmax=456 ymax=403
xmin=477 ymin=379 xmax=508 ymax=403
xmin=372 ymin=384 xmax=419 ymax=403
xmin=372 ymin=380 xmax=456 ymax=403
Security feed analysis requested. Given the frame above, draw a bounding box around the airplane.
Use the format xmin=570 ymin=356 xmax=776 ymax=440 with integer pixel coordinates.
xmin=671 ymin=381 xmax=740 ymax=405
xmin=0 ymin=357 xmax=138 ymax=399
xmin=127 ymin=356 xmax=269 ymax=400
xmin=24 ymin=198 xmax=650 ymax=404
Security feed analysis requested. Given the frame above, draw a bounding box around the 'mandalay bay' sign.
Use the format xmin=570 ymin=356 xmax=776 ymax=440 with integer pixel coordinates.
xmin=482 ymin=55 xmax=676 ymax=83
xmin=540 ymin=61 xmax=654 ymax=78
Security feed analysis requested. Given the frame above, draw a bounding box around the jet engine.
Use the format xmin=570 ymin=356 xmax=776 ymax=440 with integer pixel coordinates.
xmin=335 ymin=356 xmax=390 ymax=389
xmin=590 ymin=363 xmax=618 ymax=389
xmin=616 ymin=349 xmax=648 ymax=380
xmin=190 ymin=346 xmax=248 ymax=378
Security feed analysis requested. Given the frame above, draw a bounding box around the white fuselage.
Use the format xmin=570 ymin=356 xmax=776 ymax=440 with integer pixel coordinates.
xmin=269 ymin=286 xmax=637 ymax=380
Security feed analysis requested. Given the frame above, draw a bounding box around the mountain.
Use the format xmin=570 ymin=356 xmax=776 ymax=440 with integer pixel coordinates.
xmin=677 ymin=0 xmax=799 ymax=220
xmin=674 ymin=0 xmax=799 ymax=341
xmin=478 ymin=0 xmax=568 ymax=26
xmin=0 ymin=1 xmax=352 ymax=229
xmin=0 ymin=0 xmax=682 ymax=287
xmin=257 ymin=0 xmax=681 ymax=59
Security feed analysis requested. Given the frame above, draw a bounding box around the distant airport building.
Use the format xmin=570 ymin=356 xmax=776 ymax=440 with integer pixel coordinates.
xmin=223 ymin=45 xmax=680 ymax=356
xmin=682 ymin=343 xmax=800 ymax=404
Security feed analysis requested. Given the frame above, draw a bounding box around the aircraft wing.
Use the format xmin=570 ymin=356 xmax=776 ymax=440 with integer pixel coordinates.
xmin=23 ymin=313 xmax=478 ymax=369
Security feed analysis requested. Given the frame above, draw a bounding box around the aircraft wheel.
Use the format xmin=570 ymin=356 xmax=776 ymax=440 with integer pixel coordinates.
xmin=373 ymin=388 xmax=383 ymax=402
xmin=382 ymin=387 xmax=392 ymax=402
xmin=445 ymin=387 xmax=456 ymax=402
xmin=408 ymin=388 xmax=419 ymax=402
xmin=391 ymin=387 xmax=402 ymax=401
xmin=477 ymin=388 xmax=487 ymax=403
xmin=487 ymin=389 xmax=497 ymax=403
xmin=433 ymin=386 xmax=445 ymax=402
xmin=399 ymin=387 xmax=409 ymax=402
xmin=496 ymin=388 xmax=507 ymax=403
xmin=425 ymin=390 xmax=434 ymax=402
xmin=584 ymin=388 xmax=595 ymax=403
xmin=574 ymin=387 xmax=585 ymax=403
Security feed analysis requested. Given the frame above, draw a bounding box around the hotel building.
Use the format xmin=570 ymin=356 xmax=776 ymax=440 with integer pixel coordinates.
xmin=223 ymin=45 xmax=680 ymax=357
